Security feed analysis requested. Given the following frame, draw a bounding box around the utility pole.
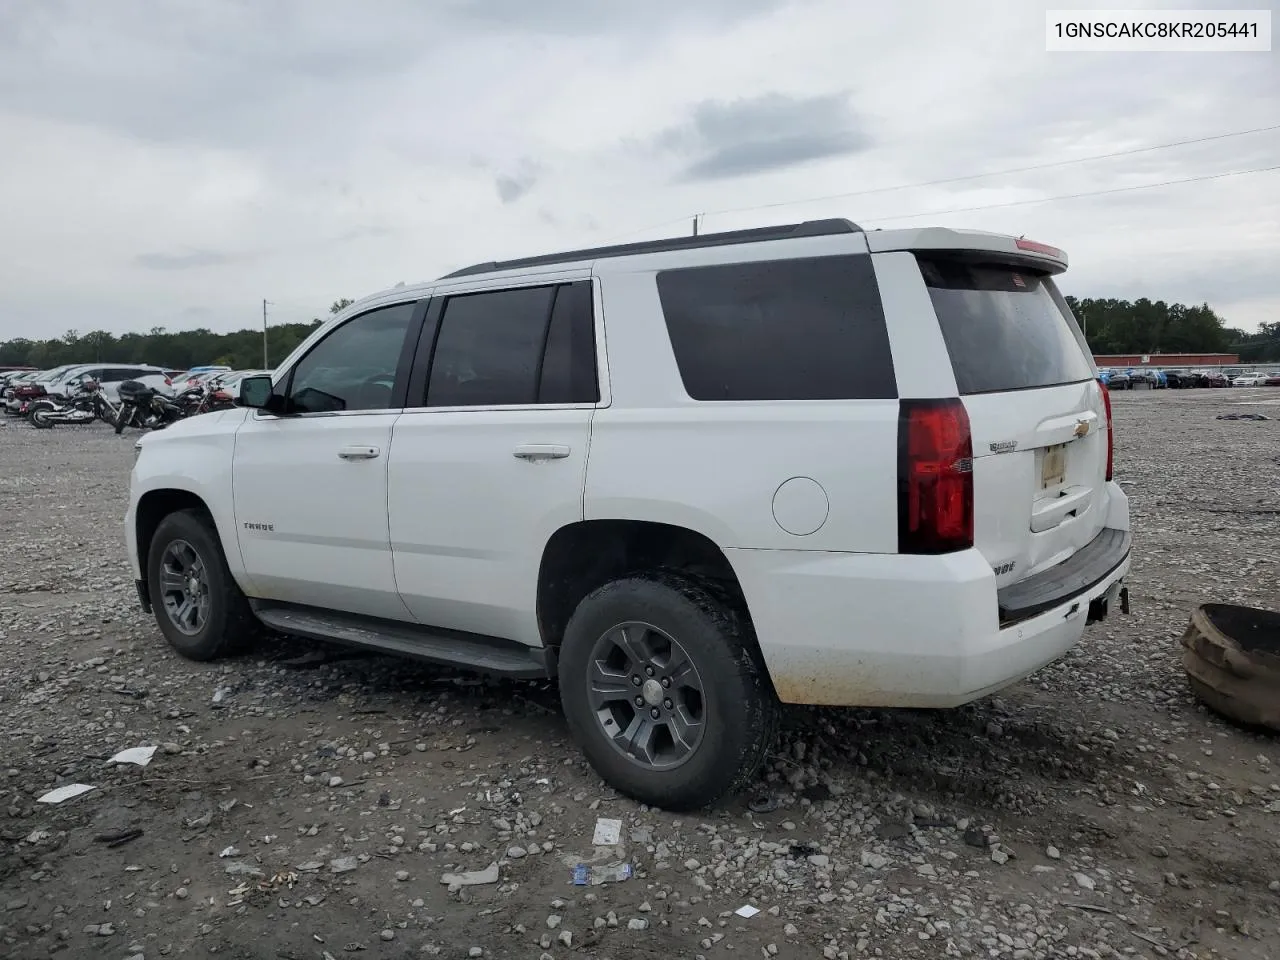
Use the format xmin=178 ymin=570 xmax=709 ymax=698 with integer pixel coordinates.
xmin=692 ymin=214 xmax=700 ymax=237
xmin=262 ymin=299 xmax=272 ymax=369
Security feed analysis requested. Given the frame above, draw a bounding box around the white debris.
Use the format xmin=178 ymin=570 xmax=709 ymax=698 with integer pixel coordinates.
xmin=36 ymin=783 xmax=95 ymax=804
xmin=591 ymin=817 xmax=622 ymax=846
xmin=106 ymin=745 xmax=157 ymax=767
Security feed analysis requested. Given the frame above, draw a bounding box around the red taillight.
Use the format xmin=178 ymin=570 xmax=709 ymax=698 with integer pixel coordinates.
xmin=898 ymin=399 xmax=974 ymax=554
xmin=1098 ymin=378 xmax=1114 ymax=481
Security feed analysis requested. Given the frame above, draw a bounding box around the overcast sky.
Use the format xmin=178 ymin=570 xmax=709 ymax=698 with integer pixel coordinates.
xmin=0 ymin=0 xmax=1276 ymax=343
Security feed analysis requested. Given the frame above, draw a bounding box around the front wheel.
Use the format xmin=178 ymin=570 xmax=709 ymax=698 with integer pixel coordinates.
xmin=147 ymin=509 xmax=256 ymax=661
xmin=558 ymin=574 xmax=778 ymax=811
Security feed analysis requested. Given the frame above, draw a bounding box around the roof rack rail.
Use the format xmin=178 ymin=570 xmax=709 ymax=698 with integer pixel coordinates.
xmin=438 ymin=218 xmax=863 ymax=280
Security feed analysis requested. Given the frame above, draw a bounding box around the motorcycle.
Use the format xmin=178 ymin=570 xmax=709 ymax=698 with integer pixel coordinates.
xmin=28 ymin=381 xmax=107 ymax=429
xmin=114 ymin=380 xmax=191 ymax=434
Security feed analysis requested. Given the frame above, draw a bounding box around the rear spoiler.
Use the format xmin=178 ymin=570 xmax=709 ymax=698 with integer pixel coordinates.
xmin=867 ymin=228 xmax=1068 ymax=274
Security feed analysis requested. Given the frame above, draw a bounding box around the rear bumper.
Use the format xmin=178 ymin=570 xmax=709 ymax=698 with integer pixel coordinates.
xmin=998 ymin=527 xmax=1130 ymax=625
xmin=728 ymin=529 xmax=1131 ymax=709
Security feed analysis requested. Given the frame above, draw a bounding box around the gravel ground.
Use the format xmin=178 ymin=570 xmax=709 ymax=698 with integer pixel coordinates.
xmin=1 ymin=388 xmax=1278 ymax=960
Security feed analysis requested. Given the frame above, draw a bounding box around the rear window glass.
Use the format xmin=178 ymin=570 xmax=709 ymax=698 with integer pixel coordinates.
xmin=919 ymin=257 xmax=1094 ymax=395
xmin=656 ymin=254 xmax=896 ymax=401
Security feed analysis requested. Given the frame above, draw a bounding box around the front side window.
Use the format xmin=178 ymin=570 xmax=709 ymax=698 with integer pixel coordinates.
xmin=285 ymin=302 xmax=417 ymax=414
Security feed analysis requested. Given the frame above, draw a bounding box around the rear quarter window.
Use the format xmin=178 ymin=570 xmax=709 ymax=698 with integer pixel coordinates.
xmin=656 ymin=254 xmax=896 ymax=401
xmin=919 ymin=256 xmax=1094 ymax=395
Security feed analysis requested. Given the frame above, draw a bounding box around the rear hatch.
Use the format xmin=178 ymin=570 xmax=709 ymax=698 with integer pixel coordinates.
xmin=916 ymin=253 xmax=1110 ymax=591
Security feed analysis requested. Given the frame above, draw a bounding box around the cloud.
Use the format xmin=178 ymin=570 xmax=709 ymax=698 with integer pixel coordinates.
xmin=134 ymin=250 xmax=246 ymax=271
xmin=494 ymin=161 xmax=543 ymax=204
xmin=0 ymin=0 xmax=1275 ymax=341
xmin=656 ymin=92 xmax=872 ymax=181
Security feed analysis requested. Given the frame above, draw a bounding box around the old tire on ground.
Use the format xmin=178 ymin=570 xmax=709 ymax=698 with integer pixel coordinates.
xmin=558 ymin=573 xmax=778 ymax=811
xmin=1181 ymin=603 xmax=1280 ymax=732
xmin=147 ymin=508 xmax=256 ymax=662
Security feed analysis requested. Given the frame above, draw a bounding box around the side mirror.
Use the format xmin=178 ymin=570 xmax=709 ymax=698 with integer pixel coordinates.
xmin=237 ymin=375 xmax=277 ymax=410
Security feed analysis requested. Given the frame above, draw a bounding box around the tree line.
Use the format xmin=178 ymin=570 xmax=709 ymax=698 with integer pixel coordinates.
xmin=1064 ymin=296 xmax=1279 ymax=362
xmin=0 ymin=299 xmax=353 ymax=371
xmin=1 ymin=294 xmax=1276 ymax=370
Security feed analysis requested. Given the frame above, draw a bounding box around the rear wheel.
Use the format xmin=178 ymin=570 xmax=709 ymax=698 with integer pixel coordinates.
xmin=147 ymin=509 xmax=256 ymax=661
xmin=558 ymin=574 xmax=777 ymax=811
xmin=29 ymin=403 xmax=55 ymax=429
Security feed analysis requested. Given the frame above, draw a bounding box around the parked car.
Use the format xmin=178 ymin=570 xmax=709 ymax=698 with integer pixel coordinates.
xmin=1190 ymin=370 xmax=1229 ymax=388
xmin=1099 ymin=369 xmax=1131 ymax=390
xmin=1162 ymin=370 xmax=1191 ymax=389
xmin=46 ymin=364 xmax=169 ymax=403
xmin=1232 ymin=372 xmax=1269 ymax=387
xmin=1264 ymin=373 xmax=1280 ymax=386
xmin=126 ymin=219 xmax=1131 ymax=810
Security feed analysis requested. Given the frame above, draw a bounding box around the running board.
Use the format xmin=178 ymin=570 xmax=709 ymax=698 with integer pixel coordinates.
xmin=249 ymin=601 xmax=554 ymax=680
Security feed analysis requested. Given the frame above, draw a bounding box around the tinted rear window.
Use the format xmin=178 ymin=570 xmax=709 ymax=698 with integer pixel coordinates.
xmin=656 ymin=254 xmax=896 ymax=401
xmin=919 ymin=256 xmax=1094 ymax=395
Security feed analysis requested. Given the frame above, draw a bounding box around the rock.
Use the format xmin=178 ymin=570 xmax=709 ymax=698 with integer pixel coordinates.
xmin=628 ymin=918 xmax=649 ymax=931
xmin=963 ymin=828 xmax=989 ymax=848
xmin=328 ymin=776 xmax=344 ymax=788
xmin=225 ymin=861 xmax=264 ymax=878
xmin=557 ymin=931 xmax=573 ymax=948
xmin=807 ymin=854 xmax=830 ymax=869
xmin=990 ymin=848 xmax=1009 ymax=865
xmin=547 ymin=915 xmax=561 ymax=929
xmin=329 ymin=857 xmax=359 ymax=874
xmin=380 ymin=930 xmax=394 ymax=942
xmin=1046 ymin=845 xmax=1061 ymax=860
xmin=1074 ymin=873 xmax=1096 ymax=891
xmin=5 ymin=898 xmax=29 ymax=912
xmin=174 ymin=887 xmax=189 ymax=900
xmin=162 ymin=742 xmax=181 ymax=754
xmin=395 ymin=870 xmax=410 ymax=881
xmin=507 ymin=846 xmax=527 ymax=859
xmin=860 ymin=851 xmax=888 ymax=870
xmin=468 ymin=949 xmax=483 ymax=958
xmin=1152 ymin=845 xmax=1170 ymax=858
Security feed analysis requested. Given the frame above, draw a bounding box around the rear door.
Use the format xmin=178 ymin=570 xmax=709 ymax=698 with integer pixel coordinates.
xmin=388 ymin=278 xmax=599 ymax=645
xmin=915 ymin=254 xmax=1108 ymax=587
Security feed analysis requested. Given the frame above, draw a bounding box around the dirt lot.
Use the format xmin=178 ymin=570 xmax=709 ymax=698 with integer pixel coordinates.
xmin=1 ymin=389 xmax=1278 ymax=960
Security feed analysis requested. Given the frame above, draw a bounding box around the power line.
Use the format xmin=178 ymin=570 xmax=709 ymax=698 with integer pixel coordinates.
xmin=700 ymin=123 xmax=1280 ymax=219
xmin=599 ymin=122 xmax=1280 ymax=243
xmin=864 ymin=163 xmax=1280 ymax=224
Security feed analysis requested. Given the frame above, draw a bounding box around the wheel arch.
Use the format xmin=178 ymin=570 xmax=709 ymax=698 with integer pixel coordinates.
xmin=534 ymin=519 xmax=768 ymax=679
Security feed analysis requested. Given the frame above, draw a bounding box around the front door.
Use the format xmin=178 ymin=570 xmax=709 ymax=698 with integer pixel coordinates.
xmin=233 ymin=300 xmax=422 ymax=619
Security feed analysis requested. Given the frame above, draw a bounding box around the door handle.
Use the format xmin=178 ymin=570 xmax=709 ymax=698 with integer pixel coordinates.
xmin=338 ymin=445 xmax=380 ymax=461
xmin=513 ymin=444 xmax=570 ymax=461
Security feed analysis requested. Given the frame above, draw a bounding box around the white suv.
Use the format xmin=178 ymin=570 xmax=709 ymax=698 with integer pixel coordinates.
xmin=125 ymin=219 xmax=1131 ymax=809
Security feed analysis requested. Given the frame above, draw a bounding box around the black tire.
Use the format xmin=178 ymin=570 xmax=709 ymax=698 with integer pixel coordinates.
xmin=147 ymin=508 xmax=256 ymax=661
xmin=558 ymin=573 xmax=778 ymax=811
xmin=114 ymin=405 xmax=130 ymax=434
xmin=29 ymin=403 xmax=55 ymax=429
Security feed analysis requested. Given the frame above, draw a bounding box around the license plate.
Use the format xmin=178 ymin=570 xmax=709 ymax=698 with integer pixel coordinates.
xmin=1040 ymin=443 xmax=1066 ymax=489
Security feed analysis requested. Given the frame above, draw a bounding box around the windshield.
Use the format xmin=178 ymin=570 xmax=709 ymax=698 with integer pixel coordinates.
xmin=918 ymin=256 xmax=1095 ymax=395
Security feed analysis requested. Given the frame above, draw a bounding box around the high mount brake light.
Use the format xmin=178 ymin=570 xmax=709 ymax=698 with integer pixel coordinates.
xmin=898 ymin=399 xmax=974 ymax=554
xmin=1014 ymin=238 xmax=1064 ymax=259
